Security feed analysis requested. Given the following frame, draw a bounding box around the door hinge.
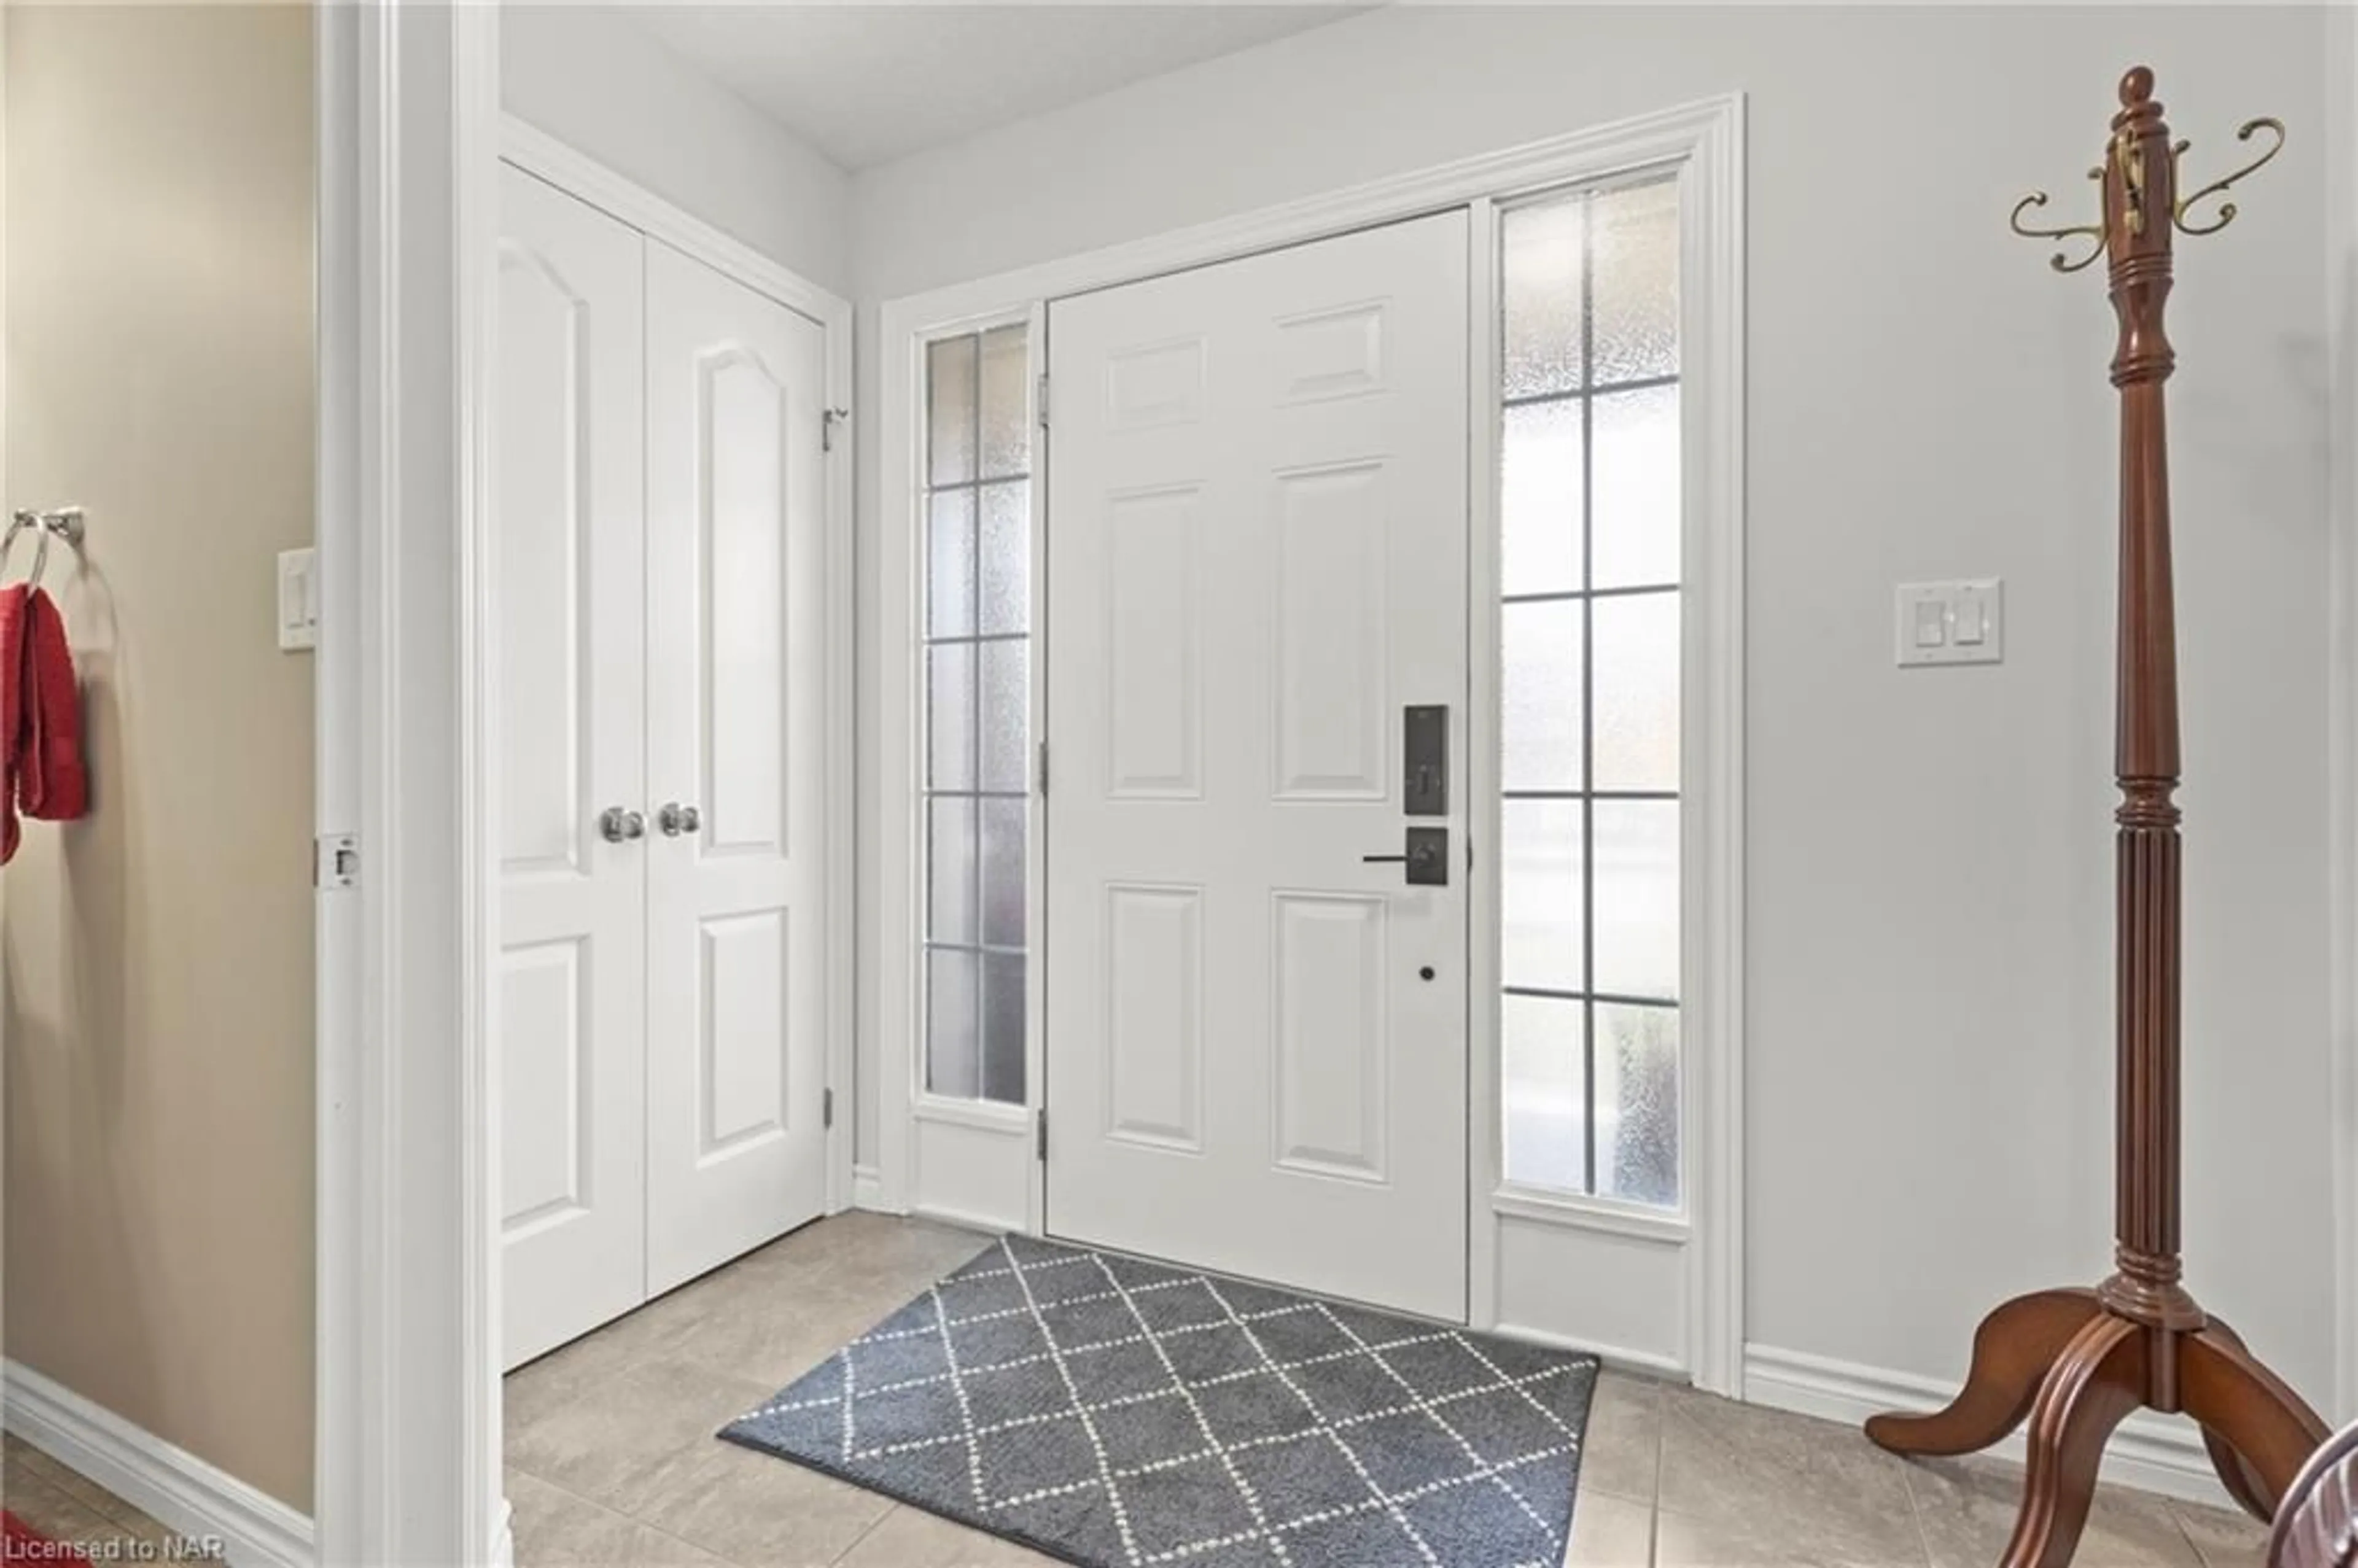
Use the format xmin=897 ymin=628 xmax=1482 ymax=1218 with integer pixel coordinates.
xmin=1036 ymin=371 xmax=1049 ymax=430
xmin=1036 ymin=1108 xmax=1048 ymax=1162
xmin=1037 ymin=739 xmax=1049 ymax=796
xmin=314 ymin=832 xmax=358 ymax=890
xmin=822 ymin=406 xmax=850 ymax=453
xmin=823 ymin=1087 xmax=835 ymax=1130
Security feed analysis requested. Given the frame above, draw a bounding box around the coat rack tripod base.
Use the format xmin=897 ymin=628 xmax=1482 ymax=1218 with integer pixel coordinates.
xmin=1864 ymin=68 xmax=2325 ymax=1567
xmin=1868 ymin=1285 xmax=2324 ymax=1563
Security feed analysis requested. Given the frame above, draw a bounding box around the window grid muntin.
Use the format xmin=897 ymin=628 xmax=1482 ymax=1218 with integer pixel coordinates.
xmin=923 ymin=328 xmax=1030 ymax=1106
xmin=1500 ymin=177 xmax=1683 ymax=1206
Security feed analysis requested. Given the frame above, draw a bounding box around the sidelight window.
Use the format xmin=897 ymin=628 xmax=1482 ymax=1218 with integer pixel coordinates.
xmin=1496 ymin=176 xmax=1683 ymax=1209
xmin=922 ymin=325 xmax=1032 ymax=1104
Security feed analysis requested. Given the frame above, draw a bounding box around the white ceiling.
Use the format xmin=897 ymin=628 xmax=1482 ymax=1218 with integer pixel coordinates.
xmin=615 ymin=4 xmax=1371 ymax=171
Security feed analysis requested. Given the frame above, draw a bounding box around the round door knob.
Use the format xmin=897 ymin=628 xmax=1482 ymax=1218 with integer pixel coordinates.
xmin=600 ymin=807 xmax=645 ymax=844
xmin=658 ymin=802 xmax=702 ymax=837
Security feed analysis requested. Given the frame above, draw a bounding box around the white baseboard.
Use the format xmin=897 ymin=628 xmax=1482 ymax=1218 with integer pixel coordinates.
xmin=489 ymin=1497 xmax=516 ymax=1567
xmin=1 ymin=1359 xmax=314 ymax=1567
xmin=1743 ymin=1343 xmax=2232 ymax=1512
xmin=852 ymin=1163 xmax=889 ymax=1212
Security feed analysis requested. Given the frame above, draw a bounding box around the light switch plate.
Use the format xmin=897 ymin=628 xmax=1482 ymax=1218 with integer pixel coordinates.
xmin=1896 ymin=578 xmax=2003 ymax=667
xmin=278 ymin=547 xmax=319 ymax=651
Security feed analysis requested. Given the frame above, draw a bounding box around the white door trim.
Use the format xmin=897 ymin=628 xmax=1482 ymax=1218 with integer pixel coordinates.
xmin=317 ymin=17 xmax=858 ymax=1562
xmin=871 ymin=94 xmax=1746 ymax=1391
xmin=315 ymin=5 xmax=505 ymax=1565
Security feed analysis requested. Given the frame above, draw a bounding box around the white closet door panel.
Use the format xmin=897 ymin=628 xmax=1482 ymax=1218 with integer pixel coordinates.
xmin=496 ymin=165 xmax=649 ymax=1370
xmin=1046 ymin=212 xmax=1471 ymax=1321
xmin=643 ymin=240 xmax=828 ymax=1294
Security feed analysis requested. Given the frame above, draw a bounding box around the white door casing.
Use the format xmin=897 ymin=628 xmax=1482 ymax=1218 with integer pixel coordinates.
xmin=644 ymin=239 xmax=830 ymax=1295
xmin=496 ymin=166 xmax=650 ymax=1371
xmin=1044 ymin=212 xmax=1473 ymax=1321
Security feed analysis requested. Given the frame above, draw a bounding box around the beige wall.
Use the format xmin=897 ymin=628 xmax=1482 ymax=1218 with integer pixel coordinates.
xmin=2 ymin=4 xmax=316 ymax=1512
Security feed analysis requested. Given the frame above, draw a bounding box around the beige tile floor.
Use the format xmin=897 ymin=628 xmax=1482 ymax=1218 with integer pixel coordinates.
xmin=2 ymin=1429 xmax=211 ymax=1558
xmin=505 ymin=1213 xmax=2274 ymax=1568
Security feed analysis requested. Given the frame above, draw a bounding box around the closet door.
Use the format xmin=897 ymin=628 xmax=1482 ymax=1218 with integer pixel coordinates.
xmin=496 ymin=166 xmax=649 ymax=1370
xmin=642 ymin=241 xmax=829 ymax=1293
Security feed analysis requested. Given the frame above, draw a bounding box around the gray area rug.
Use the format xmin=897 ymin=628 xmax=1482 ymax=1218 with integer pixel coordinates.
xmin=722 ymin=1234 xmax=1598 ymax=1568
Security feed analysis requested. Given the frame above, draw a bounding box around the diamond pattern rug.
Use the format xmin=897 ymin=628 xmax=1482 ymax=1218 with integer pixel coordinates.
xmin=721 ymin=1235 xmax=1598 ymax=1568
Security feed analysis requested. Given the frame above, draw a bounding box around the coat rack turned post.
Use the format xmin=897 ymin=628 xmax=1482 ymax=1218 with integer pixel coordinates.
xmin=1863 ymin=67 xmax=2324 ymax=1567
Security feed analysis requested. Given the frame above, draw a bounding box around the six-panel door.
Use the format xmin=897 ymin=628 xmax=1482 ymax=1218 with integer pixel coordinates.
xmin=1043 ymin=212 xmax=1473 ymax=1321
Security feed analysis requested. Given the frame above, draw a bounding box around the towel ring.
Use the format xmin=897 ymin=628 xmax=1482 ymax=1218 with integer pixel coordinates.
xmin=4 ymin=508 xmax=85 ymax=588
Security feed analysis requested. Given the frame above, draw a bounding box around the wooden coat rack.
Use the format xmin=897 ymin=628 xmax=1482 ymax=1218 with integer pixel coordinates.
xmin=1864 ymin=67 xmax=2325 ymax=1567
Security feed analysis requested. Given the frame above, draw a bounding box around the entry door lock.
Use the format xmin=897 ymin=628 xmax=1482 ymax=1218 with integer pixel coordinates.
xmin=1403 ymin=705 xmax=1449 ymax=817
xmin=1364 ymin=826 xmax=1449 ymax=887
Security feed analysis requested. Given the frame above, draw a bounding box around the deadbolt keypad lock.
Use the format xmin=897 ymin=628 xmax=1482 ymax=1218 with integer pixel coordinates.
xmin=1363 ymin=826 xmax=1449 ymax=887
xmin=1404 ymin=705 xmax=1448 ymax=817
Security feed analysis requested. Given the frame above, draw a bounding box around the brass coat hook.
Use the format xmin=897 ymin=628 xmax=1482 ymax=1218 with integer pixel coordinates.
xmin=2010 ymin=71 xmax=2285 ymax=273
xmin=2171 ymin=117 xmax=2286 ymax=236
xmin=2009 ymin=173 xmax=2107 ymax=273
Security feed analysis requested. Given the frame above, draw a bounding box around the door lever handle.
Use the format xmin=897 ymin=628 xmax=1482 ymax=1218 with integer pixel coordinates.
xmin=1364 ymin=826 xmax=1449 ymax=886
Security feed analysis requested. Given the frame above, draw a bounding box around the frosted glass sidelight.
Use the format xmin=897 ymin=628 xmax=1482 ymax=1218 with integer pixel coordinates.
xmin=928 ymin=335 xmax=978 ymax=487
xmin=979 ymin=325 xmax=1030 ymax=480
xmin=928 ymin=489 xmax=976 ymax=639
xmin=1501 ymin=402 xmax=1583 ymax=597
xmin=1502 ymin=994 xmax=1586 ymax=1192
xmin=1592 ymin=801 xmax=1679 ymax=1001
xmin=979 ymin=481 xmax=1030 ymax=635
xmin=981 ymin=798 xmax=1027 ymax=949
xmin=1591 ymin=180 xmax=1680 ymax=386
xmin=1501 ymin=600 xmax=1584 ymax=791
xmin=927 ymin=948 xmax=981 ymax=1098
xmin=1592 ymin=385 xmax=1681 ymax=589
xmin=928 ymin=798 xmax=978 ymax=947
xmin=979 ymin=641 xmax=1029 ymax=793
xmin=1592 ymin=592 xmax=1681 ymax=793
xmin=981 ymin=953 xmax=1026 ymax=1104
xmin=923 ymin=324 xmax=1033 ymax=1109
xmin=1596 ymin=1004 xmax=1679 ymax=1206
xmin=1502 ymin=198 xmax=1586 ymax=400
xmin=1502 ymin=799 xmax=1585 ymax=995
xmin=1493 ymin=174 xmax=1682 ymax=1207
xmin=928 ymin=643 xmax=976 ymax=791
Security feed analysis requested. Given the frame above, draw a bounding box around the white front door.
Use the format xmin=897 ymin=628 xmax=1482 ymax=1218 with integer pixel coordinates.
xmin=642 ymin=240 xmax=830 ymax=1294
xmin=496 ymin=166 xmax=650 ymax=1368
xmin=1044 ymin=212 xmax=1472 ymax=1321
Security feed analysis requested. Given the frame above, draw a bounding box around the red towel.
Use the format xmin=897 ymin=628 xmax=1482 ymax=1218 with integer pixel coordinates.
xmin=20 ymin=588 xmax=85 ymax=823
xmin=0 ymin=583 xmax=22 ymax=863
xmin=0 ymin=583 xmax=87 ymax=864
